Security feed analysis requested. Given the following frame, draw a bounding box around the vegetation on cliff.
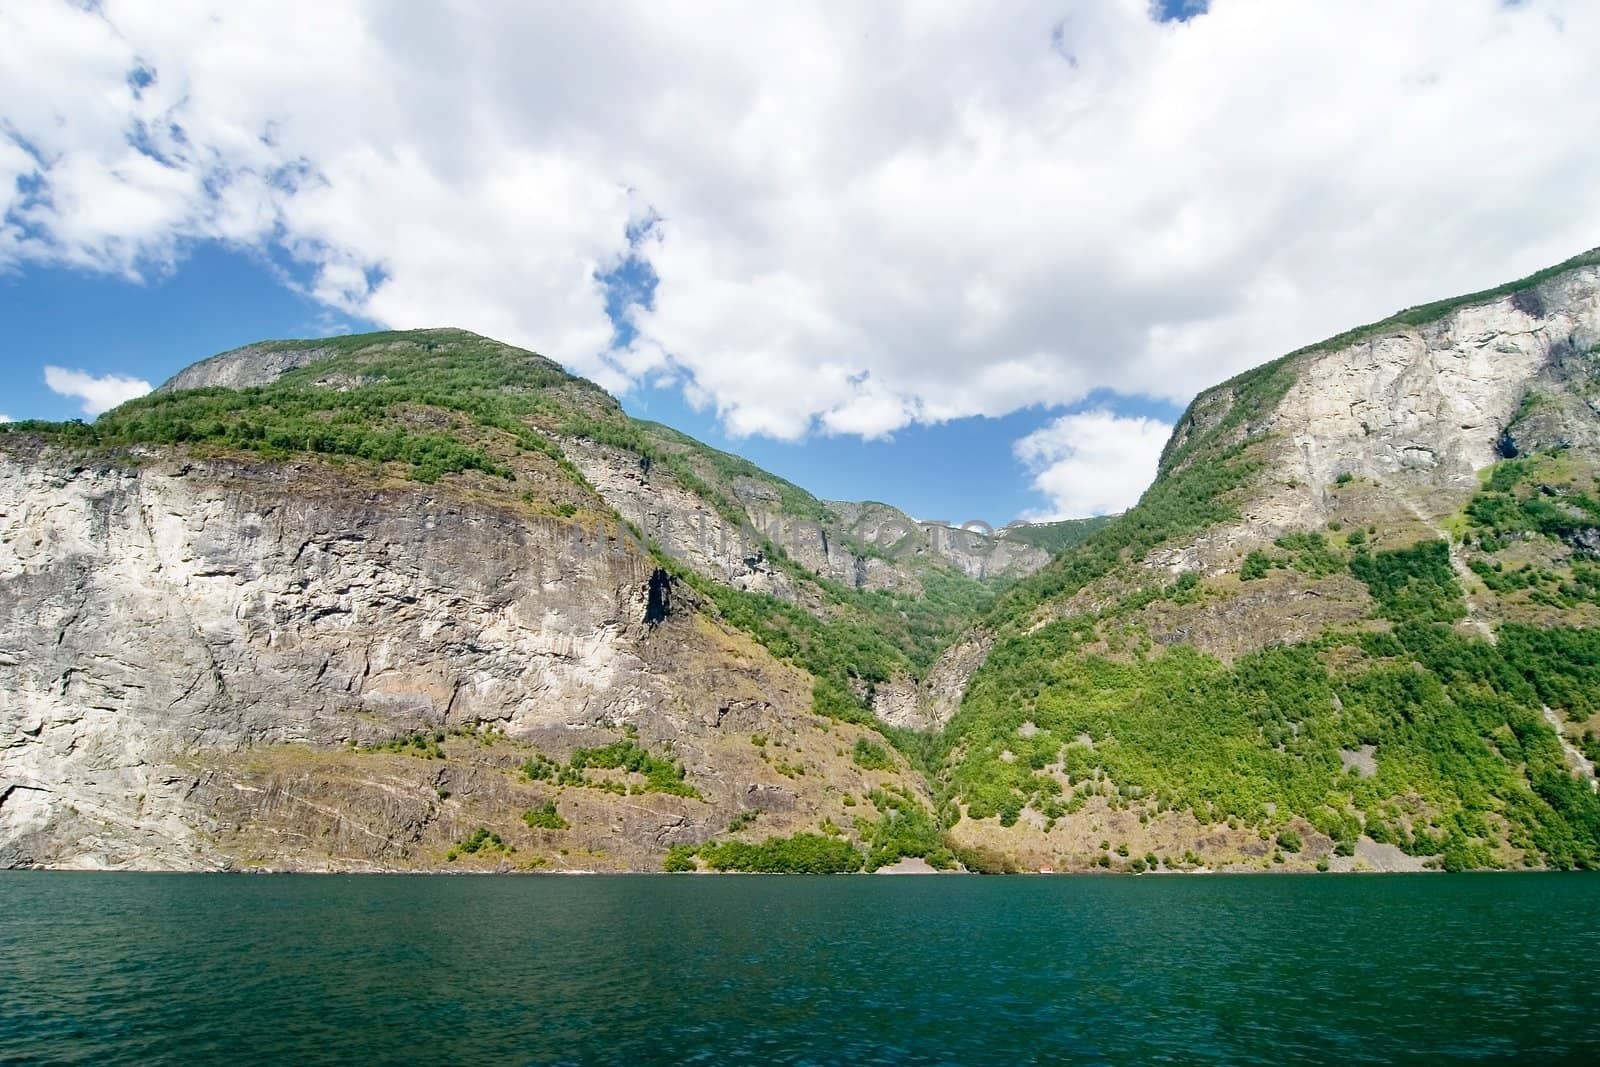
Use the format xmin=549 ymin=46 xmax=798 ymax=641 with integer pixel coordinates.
xmin=5 ymin=330 xmax=596 ymax=485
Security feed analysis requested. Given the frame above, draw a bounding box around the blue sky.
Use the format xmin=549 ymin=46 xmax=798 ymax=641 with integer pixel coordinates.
xmin=4 ymin=1 xmax=1596 ymax=524
xmin=0 ymin=242 xmax=1181 ymax=524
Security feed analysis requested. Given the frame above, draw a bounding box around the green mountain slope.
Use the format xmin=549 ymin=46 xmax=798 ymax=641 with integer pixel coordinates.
xmin=935 ymin=248 xmax=1600 ymax=872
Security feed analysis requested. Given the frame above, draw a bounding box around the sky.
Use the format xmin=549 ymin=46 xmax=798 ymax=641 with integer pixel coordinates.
xmin=3 ymin=1 xmax=1598 ymax=524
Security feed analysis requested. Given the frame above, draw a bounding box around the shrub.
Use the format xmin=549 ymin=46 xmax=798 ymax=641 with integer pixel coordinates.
xmin=1276 ymin=829 xmax=1303 ymax=853
xmin=663 ymin=845 xmax=698 ymax=872
xmin=698 ymin=833 xmax=864 ymax=873
xmin=566 ymin=740 xmax=702 ymax=798
xmin=852 ymin=737 xmax=895 ymax=771
xmin=1349 ymin=539 xmax=1465 ymax=623
xmin=1240 ymin=550 xmax=1272 ymax=581
xmin=856 ymin=790 xmax=956 ymax=870
xmin=360 ymin=732 xmax=445 ymax=759
xmin=521 ymin=754 xmax=559 ymax=781
xmin=522 ymin=801 xmax=568 ymax=830
xmin=446 ymin=826 xmax=508 ymax=862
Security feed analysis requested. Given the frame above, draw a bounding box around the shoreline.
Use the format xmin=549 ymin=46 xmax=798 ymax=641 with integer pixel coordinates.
xmin=11 ymin=863 xmax=1571 ymax=877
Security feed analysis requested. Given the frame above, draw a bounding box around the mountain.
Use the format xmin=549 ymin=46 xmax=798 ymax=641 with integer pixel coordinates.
xmin=3 ymin=248 xmax=1598 ymax=873
xmin=937 ymin=247 xmax=1600 ymax=872
xmin=0 ymin=328 xmax=1045 ymax=871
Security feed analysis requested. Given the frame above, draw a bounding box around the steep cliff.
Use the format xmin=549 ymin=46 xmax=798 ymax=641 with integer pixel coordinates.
xmin=0 ymin=438 xmax=944 ymax=870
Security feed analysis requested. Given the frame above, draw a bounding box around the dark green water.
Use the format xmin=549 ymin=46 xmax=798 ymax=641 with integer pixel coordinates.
xmin=2 ymin=873 xmax=1598 ymax=1065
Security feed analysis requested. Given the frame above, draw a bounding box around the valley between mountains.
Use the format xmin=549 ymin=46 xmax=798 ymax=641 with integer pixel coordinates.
xmin=4 ymin=249 xmax=1600 ymax=874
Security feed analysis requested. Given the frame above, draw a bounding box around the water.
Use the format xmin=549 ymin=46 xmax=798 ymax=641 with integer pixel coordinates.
xmin=2 ymin=873 xmax=1598 ymax=1065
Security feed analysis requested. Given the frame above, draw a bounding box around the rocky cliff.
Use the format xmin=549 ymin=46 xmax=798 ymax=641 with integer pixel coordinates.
xmin=0 ymin=439 xmax=941 ymax=870
xmin=1163 ymin=258 xmax=1600 ymax=550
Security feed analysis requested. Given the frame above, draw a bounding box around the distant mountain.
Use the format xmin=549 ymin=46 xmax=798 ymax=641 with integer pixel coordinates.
xmin=4 ymin=249 xmax=1598 ymax=873
xmin=996 ymin=514 xmax=1117 ymax=555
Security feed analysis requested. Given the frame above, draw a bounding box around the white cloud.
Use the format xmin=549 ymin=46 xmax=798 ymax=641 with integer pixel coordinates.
xmin=43 ymin=367 xmax=152 ymax=416
xmin=3 ymin=1 xmax=1600 ymax=442
xmin=0 ymin=414 xmax=11 ymax=422
xmin=1015 ymin=409 xmax=1172 ymax=519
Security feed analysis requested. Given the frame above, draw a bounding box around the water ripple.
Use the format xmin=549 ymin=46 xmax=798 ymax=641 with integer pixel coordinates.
xmin=2 ymin=872 xmax=1599 ymax=1064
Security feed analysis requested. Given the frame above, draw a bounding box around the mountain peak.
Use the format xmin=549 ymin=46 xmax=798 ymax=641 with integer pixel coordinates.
xmin=155 ymin=327 xmax=579 ymax=395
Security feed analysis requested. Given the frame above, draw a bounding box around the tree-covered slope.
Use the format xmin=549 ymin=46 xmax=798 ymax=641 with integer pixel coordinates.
xmin=933 ymin=249 xmax=1600 ymax=872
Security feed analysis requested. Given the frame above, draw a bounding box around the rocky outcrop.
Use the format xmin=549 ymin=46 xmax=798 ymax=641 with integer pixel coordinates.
xmin=561 ymin=435 xmax=803 ymax=598
xmin=1162 ymin=262 xmax=1600 ymax=570
xmin=155 ymin=342 xmax=342 ymax=393
xmin=0 ymin=441 xmax=927 ymax=870
xmin=900 ymin=630 xmax=996 ymax=732
xmin=1266 ymin=273 xmax=1595 ymax=520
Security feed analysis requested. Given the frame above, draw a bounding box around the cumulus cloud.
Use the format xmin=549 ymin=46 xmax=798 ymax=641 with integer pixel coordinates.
xmin=3 ymin=1 xmax=1599 ymax=443
xmin=1015 ymin=409 xmax=1172 ymax=519
xmin=43 ymin=367 xmax=152 ymax=416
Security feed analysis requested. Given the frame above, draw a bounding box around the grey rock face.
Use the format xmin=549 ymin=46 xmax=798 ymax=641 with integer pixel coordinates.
xmin=154 ymin=343 xmax=342 ymax=394
xmin=0 ymin=447 xmax=638 ymax=864
xmin=893 ymin=630 xmax=995 ymax=732
xmin=1162 ymin=265 xmax=1600 ymax=567
xmin=561 ymin=436 xmax=803 ymax=598
xmin=1 ymin=442 xmax=905 ymax=870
